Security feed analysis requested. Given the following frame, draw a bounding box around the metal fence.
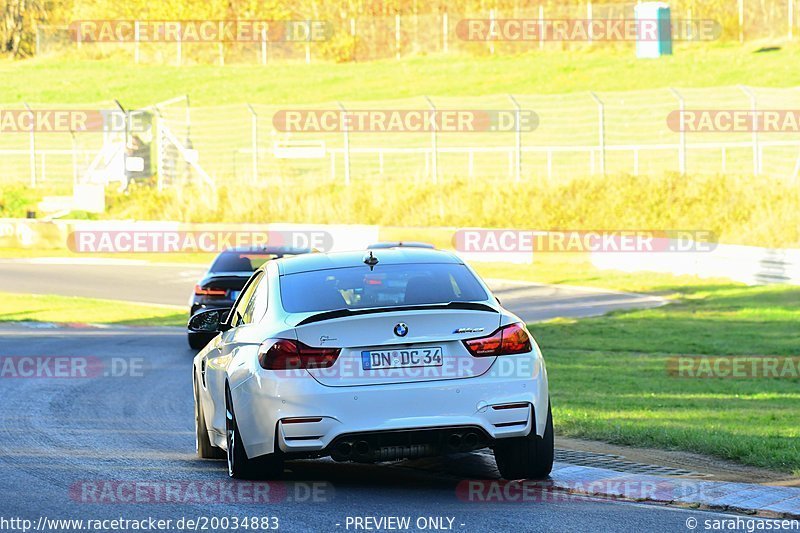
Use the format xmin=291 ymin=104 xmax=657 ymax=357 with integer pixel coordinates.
xmin=191 ymin=87 xmax=800 ymax=186
xmin=3 ymin=85 xmax=800 ymax=197
xmin=34 ymin=1 xmax=800 ymax=65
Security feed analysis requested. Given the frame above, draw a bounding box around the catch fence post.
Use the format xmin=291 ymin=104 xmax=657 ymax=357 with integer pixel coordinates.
xmin=589 ymin=92 xmax=606 ymax=176
xmin=24 ymin=103 xmax=36 ymax=187
xmin=669 ymin=87 xmax=687 ymax=175
xmin=424 ymin=96 xmax=438 ymax=184
xmin=337 ymin=102 xmax=351 ymax=186
xmin=246 ymin=104 xmax=259 ymax=184
xmin=509 ymin=94 xmax=522 ymax=182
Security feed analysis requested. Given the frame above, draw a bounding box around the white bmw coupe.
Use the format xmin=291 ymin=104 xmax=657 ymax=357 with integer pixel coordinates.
xmin=190 ymin=247 xmax=553 ymax=480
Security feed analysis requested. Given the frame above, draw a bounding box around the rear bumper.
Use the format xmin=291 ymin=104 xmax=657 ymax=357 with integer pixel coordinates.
xmin=325 ymin=425 xmax=495 ymax=462
xmin=229 ymin=355 xmax=548 ymax=459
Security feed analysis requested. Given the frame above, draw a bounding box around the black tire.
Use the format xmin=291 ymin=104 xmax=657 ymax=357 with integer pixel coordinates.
xmin=225 ymin=383 xmax=284 ymax=479
xmin=194 ymin=374 xmax=225 ymax=460
xmin=188 ymin=333 xmax=207 ymax=350
xmin=493 ymin=401 xmax=554 ymax=480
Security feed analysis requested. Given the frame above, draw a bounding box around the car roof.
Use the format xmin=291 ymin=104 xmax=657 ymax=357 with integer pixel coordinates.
xmin=367 ymin=241 xmax=436 ymax=249
xmin=276 ymin=248 xmax=462 ymax=275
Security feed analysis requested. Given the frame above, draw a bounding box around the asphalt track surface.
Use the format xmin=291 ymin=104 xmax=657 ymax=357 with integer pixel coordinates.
xmin=0 ymin=324 xmax=751 ymax=533
xmin=0 ymin=258 xmax=666 ymax=322
xmin=1 ymin=258 xmax=740 ymax=533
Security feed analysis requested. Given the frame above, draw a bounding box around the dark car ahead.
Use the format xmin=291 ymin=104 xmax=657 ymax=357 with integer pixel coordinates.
xmin=188 ymin=246 xmax=310 ymax=349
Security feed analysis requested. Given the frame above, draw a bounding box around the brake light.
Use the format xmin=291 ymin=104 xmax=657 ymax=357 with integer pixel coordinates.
xmin=463 ymin=323 xmax=532 ymax=357
xmin=258 ymin=339 xmax=341 ymax=370
xmin=194 ymin=284 xmax=227 ymax=297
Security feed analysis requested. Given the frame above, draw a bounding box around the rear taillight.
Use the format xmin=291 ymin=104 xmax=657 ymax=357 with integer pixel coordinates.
xmin=463 ymin=323 xmax=532 ymax=357
xmin=258 ymin=339 xmax=341 ymax=370
xmin=194 ymin=284 xmax=227 ymax=297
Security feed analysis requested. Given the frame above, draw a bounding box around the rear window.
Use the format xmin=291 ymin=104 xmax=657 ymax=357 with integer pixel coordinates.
xmin=280 ymin=263 xmax=488 ymax=313
xmin=210 ymin=252 xmax=279 ymax=273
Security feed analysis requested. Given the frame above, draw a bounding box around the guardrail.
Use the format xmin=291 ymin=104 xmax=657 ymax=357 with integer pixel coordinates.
xmin=591 ymin=242 xmax=800 ymax=285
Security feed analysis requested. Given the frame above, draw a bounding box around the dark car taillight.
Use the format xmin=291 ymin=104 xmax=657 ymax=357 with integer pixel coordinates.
xmin=463 ymin=323 xmax=532 ymax=357
xmin=194 ymin=284 xmax=227 ymax=297
xmin=258 ymin=339 xmax=341 ymax=370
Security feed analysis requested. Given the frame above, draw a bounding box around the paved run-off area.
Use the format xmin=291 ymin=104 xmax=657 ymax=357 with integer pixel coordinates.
xmin=0 ymin=258 xmax=667 ymax=322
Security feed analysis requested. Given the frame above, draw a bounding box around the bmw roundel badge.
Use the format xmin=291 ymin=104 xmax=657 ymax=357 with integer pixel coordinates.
xmin=393 ymin=323 xmax=409 ymax=337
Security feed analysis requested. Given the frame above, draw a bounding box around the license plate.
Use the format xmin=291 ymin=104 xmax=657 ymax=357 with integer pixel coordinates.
xmin=361 ymin=347 xmax=444 ymax=370
xmin=230 ymin=290 xmax=241 ymax=301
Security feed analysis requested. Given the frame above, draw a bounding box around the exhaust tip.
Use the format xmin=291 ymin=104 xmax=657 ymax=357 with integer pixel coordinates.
xmin=337 ymin=441 xmax=352 ymax=455
xmin=447 ymin=433 xmax=462 ymax=450
xmin=331 ymin=441 xmax=353 ymax=461
xmin=354 ymin=440 xmax=370 ymax=456
xmin=462 ymin=432 xmax=479 ymax=449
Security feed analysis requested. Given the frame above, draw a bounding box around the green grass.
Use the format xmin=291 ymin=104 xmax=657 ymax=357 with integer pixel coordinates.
xmin=77 ymin=175 xmax=800 ymax=248
xmin=3 ymin=46 xmax=800 ymax=249
xmin=536 ymin=283 xmax=800 ymax=473
xmin=0 ymin=292 xmax=187 ymax=326
xmin=3 ymin=43 xmax=800 ymax=105
xmin=472 ymin=256 xmax=732 ymax=294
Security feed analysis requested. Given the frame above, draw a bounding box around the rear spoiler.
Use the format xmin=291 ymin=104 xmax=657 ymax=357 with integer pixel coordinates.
xmin=295 ymin=302 xmax=498 ymax=326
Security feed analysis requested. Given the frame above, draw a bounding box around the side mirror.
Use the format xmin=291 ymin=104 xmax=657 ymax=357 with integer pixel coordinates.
xmin=188 ymin=308 xmax=231 ymax=333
